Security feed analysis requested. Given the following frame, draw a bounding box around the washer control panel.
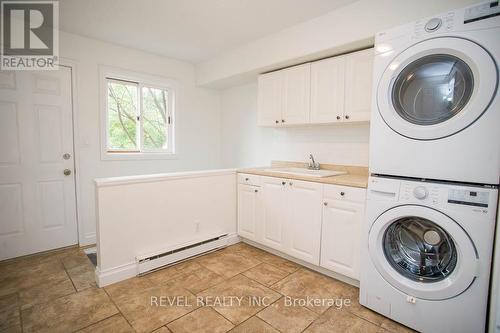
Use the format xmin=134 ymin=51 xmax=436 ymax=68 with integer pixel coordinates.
xmin=448 ymin=189 xmax=490 ymax=208
xmin=401 ymin=183 xmax=440 ymax=205
xmin=464 ymin=1 xmax=500 ymax=24
xmin=425 ymin=17 xmax=442 ymax=32
xmin=413 ymin=12 xmax=455 ymax=38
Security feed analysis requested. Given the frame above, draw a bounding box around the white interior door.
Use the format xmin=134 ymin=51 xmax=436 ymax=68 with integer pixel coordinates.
xmin=0 ymin=66 xmax=78 ymax=260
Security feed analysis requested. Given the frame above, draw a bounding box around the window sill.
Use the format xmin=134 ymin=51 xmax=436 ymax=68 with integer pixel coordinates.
xmin=101 ymin=151 xmax=178 ymax=161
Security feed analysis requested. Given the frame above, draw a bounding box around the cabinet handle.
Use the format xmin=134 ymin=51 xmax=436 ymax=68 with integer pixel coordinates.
xmin=345 ymin=115 xmax=350 ymax=120
xmin=336 ymin=115 xmax=341 ymax=120
xmin=245 ymin=178 xmax=249 ymax=181
xmin=324 ymin=202 xmax=328 ymax=206
xmin=281 ymin=119 xmax=285 ymax=123
xmin=289 ymin=182 xmax=293 ymax=186
xmin=254 ymin=189 xmax=258 ymax=193
xmin=275 ymin=120 xmax=279 ymax=124
xmin=340 ymin=191 xmax=345 ymax=196
xmin=281 ymin=181 xmax=286 ymax=185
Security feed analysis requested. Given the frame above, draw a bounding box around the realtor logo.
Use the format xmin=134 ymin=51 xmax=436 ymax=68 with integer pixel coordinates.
xmin=1 ymin=0 xmax=59 ymax=70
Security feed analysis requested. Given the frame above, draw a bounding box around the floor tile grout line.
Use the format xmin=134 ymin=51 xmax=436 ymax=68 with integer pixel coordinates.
xmin=251 ymin=296 xmax=286 ymax=333
xmin=101 ymin=288 xmax=138 ymax=333
xmin=69 ymin=313 xmax=130 ymax=333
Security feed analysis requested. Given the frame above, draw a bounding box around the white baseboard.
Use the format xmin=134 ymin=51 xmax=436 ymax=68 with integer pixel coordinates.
xmin=96 ymin=233 xmax=240 ymax=287
xmin=96 ymin=261 xmax=137 ymax=287
xmin=242 ymin=238 xmax=359 ymax=288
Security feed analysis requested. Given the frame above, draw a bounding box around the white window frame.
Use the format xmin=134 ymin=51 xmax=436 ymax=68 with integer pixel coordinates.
xmin=99 ymin=66 xmax=176 ymax=160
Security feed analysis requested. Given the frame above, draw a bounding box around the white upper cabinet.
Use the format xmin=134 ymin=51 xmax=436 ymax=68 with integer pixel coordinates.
xmin=344 ymin=48 xmax=374 ymax=122
xmin=258 ymin=48 xmax=374 ymax=126
xmin=311 ymin=56 xmax=345 ymax=124
xmin=257 ymin=71 xmax=283 ymax=126
xmin=257 ymin=64 xmax=311 ymax=126
xmin=282 ymin=64 xmax=311 ymax=125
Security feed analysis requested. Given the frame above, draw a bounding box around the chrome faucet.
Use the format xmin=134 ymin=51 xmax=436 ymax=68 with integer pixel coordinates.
xmin=308 ymin=154 xmax=320 ymax=170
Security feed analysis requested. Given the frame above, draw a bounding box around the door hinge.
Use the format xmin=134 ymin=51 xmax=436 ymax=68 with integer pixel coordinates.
xmin=168 ymin=116 xmax=171 ymax=124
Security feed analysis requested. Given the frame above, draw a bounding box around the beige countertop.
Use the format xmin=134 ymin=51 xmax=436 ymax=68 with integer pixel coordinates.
xmin=238 ymin=161 xmax=369 ymax=189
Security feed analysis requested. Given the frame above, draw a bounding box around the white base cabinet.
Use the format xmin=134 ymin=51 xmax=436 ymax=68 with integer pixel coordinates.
xmin=237 ymin=183 xmax=260 ymax=242
xmin=237 ymin=173 xmax=366 ymax=278
xmin=260 ymin=176 xmax=289 ymax=253
xmin=320 ymin=184 xmax=365 ymax=280
xmin=286 ymin=179 xmax=322 ymax=265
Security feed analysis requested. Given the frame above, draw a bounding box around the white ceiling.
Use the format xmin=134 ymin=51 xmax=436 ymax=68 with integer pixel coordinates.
xmin=59 ymin=0 xmax=358 ymax=63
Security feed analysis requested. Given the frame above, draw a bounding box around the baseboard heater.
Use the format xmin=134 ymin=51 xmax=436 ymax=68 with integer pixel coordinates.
xmin=136 ymin=234 xmax=229 ymax=275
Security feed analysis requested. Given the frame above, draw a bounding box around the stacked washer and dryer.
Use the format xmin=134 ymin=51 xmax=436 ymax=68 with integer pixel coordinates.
xmin=360 ymin=2 xmax=500 ymax=333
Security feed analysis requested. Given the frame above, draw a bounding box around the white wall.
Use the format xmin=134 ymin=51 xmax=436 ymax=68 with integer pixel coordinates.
xmin=60 ymin=32 xmax=222 ymax=246
xmin=220 ymin=83 xmax=370 ymax=168
xmin=197 ymin=0 xmax=478 ymax=88
xmin=95 ymin=170 xmax=237 ymax=285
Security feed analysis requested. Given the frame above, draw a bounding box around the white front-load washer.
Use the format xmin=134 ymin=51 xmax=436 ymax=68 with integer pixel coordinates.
xmin=370 ymin=1 xmax=500 ymax=185
xmin=360 ymin=175 xmax=498 ymax=333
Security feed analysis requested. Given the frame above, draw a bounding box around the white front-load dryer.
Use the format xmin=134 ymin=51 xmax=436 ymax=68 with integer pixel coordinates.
xmin=359 ymin=176 xmax=498 ymax=333
xmin=369 ymin=1 xmax=500 ymax=185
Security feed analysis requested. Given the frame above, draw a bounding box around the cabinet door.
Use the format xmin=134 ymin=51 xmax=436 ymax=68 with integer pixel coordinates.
xmin=257 ymin=71 xmax=283 ymax=127
xmin=286 ymin=180 xmax=322 ymax=265
xmin=282 ymin=63 xmax=311 ymax=125
xmin=344 ymin=48 xmax=374 ymax=122
xmin=310 ymin=56 xmax=345 ymax=124
xmin=320 ymin=200 xmax=364 ymax=279
xmin=260 ymin=176 xmax=288 ymax=252
xmin=237 ymin=184 xmax=260 ymax=241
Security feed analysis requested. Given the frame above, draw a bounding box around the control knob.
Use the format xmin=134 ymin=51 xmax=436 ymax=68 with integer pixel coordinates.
xmin=413 ymin=186 xmax=428 ymax=200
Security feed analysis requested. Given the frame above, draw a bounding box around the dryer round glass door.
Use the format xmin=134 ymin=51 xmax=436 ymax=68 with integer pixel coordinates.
xmin=368 ymin=205 xmax=478 ymax=300
xmin=377 ymin=37 xmax=497 ymax=140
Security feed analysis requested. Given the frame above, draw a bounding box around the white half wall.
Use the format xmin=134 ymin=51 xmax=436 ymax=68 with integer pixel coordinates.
xmin=221 ymin=83 xmax=370 ymax=168
xmin=197 ymin=0 xmax=479 ymax=88
xmin=95 ymin=169 xmax=237 ymax=284
xmin=59 ymin=32 xmax=222 ymax=246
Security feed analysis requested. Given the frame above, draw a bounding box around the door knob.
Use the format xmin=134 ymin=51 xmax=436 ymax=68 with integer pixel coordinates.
xmin=63 ymin=169 xmax=72 ymax=176
xmin=63 ymin=153 xmax=71 ymax=160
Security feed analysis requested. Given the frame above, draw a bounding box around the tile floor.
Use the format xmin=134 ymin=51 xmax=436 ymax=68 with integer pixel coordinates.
xmin=0 ymin=242 xmax=415 ymax=333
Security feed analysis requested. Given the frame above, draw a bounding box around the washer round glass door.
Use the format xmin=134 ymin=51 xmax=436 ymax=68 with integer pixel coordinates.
xmin=368 ymin=205 xmax=478 ymax=300
xmin=377 ymin=37 xmax=497 ymax=140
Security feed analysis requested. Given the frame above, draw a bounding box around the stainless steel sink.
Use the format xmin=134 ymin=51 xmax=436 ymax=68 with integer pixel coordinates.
xmin=263 ymin=167 xmax=347 ymax=178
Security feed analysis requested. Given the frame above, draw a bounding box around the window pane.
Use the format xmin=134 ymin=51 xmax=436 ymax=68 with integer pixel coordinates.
xmin=142 ymin=86 xmax=168 ymax=150
xmin=107 ymin=81 xmax=138 ymax=150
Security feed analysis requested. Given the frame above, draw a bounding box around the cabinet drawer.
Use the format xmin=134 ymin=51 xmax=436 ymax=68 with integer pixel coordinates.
xmin=238 ymin=173 xmax=261 ymax=186
xmin=323 ymin=184 xmax=366 ymax=203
